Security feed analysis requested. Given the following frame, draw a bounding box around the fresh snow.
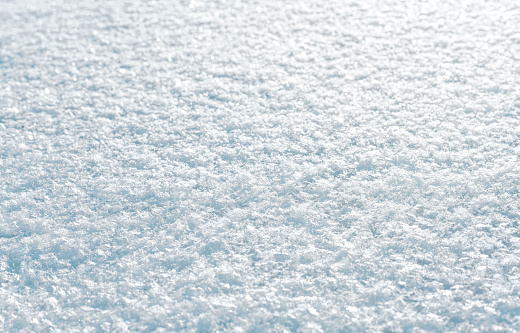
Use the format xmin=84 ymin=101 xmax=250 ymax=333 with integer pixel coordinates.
xmin=1 ymin=0 xmax=520 ymax=331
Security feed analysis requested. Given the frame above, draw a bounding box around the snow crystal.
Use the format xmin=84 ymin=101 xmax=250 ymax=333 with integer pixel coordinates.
xmin=1 ymin=0 xmax=520 ymax=331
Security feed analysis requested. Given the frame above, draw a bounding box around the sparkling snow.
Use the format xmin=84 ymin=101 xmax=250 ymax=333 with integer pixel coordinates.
xmin=1 ymin=0 xmax=520 ymax=331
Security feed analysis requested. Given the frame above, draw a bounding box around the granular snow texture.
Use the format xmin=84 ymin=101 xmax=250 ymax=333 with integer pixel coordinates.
xmin=1 ymin=0 xmax=520 ymax=331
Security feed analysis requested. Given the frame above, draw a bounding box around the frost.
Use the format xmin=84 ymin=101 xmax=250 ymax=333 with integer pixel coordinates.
xmin=1 ymin=0 xmax=520 ymax=331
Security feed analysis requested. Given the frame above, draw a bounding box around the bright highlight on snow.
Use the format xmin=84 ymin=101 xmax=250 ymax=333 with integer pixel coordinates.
xmin=1 ymin=0 xmax=519 ymax=331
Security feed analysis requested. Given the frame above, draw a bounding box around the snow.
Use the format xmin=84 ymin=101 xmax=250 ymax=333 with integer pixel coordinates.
xmin=1 ymin=0 xmax=520 ymax=331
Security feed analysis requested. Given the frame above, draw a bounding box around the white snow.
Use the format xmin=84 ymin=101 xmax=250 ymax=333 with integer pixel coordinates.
xmin=1 ymin=0 xmax=520 ymax=331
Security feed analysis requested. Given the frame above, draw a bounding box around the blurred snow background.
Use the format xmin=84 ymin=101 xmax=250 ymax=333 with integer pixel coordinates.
xmin=1 ymin=0 xmax=520 ymax=331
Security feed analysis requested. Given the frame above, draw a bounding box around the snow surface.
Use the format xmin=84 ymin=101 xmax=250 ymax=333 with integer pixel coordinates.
xmin=1 ymin=0 xmax=520 ymax=331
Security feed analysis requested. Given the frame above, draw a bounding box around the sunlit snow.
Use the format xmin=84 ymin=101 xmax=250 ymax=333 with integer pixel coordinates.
xmin=1 ymin=0 xmax=520 ymax=331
